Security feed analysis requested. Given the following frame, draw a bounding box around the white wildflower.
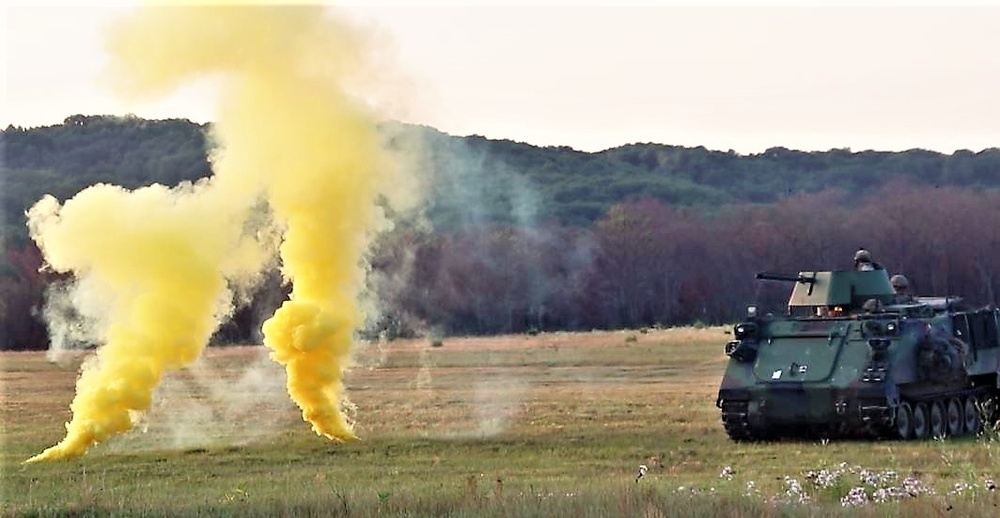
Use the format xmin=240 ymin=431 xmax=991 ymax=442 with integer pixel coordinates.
xmin=948 ymin=481 xmax=976 ymax=496
xmin=783 ymin=476 xmax=811 ymax=504
xmin=902 ymin=475 xmax=935 ymax=496
xmin=841 ymin=486 xmax=868 ymax=507
xmin=806 ymin=468 xmax=841 ymax=489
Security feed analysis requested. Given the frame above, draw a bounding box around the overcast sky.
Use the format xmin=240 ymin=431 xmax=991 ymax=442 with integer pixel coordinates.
xmin=3 ymin=2 xmax=999 ymax=154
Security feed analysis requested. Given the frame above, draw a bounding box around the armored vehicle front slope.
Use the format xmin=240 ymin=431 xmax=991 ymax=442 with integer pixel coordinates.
xmin=716 ymin=269 xmax=1000 ymax=440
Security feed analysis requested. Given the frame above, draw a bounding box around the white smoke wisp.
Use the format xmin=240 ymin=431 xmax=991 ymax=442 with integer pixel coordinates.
xmin=107 ymin=348 xmax=296 ymax=453
xmin=41 ymin=280 xmax=98 ymax=365
xmin=471 ymin=376 xmax=528 ymax=438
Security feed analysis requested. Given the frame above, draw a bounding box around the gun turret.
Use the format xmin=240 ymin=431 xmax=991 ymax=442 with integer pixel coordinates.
xmin=756 ymin=272 xmax=816 ymax=284
xmin=755 ymin=270 xmax=894 ymax=308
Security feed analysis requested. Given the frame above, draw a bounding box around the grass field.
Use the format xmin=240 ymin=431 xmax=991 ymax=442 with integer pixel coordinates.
xmin=2 ymin=327 xmax=999 ymax=516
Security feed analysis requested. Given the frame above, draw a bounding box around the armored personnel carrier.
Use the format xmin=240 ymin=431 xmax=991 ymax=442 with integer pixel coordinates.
xmin=716 ymin=268 xmax=1000 ymax=440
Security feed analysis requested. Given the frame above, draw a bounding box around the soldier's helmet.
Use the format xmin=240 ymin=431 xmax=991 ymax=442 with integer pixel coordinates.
xmin=862 ymin=298 xmax=884 ymax=313
xmin=890 ymin=274 xmax=910 ymax=290
xmin=854 ymin=249 xmax=873 ymax=263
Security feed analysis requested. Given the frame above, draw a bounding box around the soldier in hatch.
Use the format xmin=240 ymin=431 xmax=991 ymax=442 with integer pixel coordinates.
xmin=853 ymin=248 xmax=885 ymax=271
xmin=862 ymin=298 xmax=885 ymax=313
xmin=890 ymin=274 xmax=917 ymax=304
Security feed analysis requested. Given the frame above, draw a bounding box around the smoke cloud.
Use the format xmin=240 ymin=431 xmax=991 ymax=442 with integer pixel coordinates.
xmin=107 ymin=350 xmax=294 ymax=453
xmin=25 ymin=5 xmax=413 ymax=462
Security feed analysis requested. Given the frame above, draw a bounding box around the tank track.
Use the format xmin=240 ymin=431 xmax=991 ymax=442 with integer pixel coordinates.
xmin=721 ymin=390 xmax=999 ymax=442
xmin=721 ymin=400 xmax=755 ymax=441
xmin=881 ymin=390 xmax=999 ymax=441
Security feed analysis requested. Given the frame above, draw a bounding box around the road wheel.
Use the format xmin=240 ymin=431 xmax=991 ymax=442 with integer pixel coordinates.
xmin=946 ymin=397 xmax=963 ymax=437
xmin=913 ymin=402 xmax=930 ymax=439
xmin=929 ymin=400 xmax=946 ymax=438
xmin=964 ymin=396 xmax=981 ymax=435
xmin=894 ymin=402 xmax=913 ymax=440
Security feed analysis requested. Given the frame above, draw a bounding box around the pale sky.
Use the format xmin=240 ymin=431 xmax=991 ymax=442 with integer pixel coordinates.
xmin=3 ymin=2 xmax=1000 ymax=154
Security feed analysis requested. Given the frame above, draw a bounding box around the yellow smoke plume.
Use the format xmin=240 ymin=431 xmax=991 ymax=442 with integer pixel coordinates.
xmin=26 ymin=181 xmax=266 ymax=462
xmin=26 ymin=5 xmax=405 ymax=461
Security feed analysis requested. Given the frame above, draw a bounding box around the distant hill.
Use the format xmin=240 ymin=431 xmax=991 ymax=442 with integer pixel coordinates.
xmin=2 ymin=115 xmax=211 ymax=243
xmin=4 ymin=114 xmax=1000 ymax=349
xmin=4 ymin=114 xmax=1000 ymax=240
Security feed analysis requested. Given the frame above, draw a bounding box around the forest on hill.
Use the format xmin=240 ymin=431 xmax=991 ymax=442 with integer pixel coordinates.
xmin=3 ymin=115 xmax=1000 ymax=350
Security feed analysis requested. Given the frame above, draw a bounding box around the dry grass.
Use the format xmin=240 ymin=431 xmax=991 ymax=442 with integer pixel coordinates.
xmin=2 ymin=327 xmax=998 ymax=516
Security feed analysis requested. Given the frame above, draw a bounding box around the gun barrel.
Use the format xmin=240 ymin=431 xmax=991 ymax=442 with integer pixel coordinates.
xmin=756 ymin=272 xmax=816 ymax=284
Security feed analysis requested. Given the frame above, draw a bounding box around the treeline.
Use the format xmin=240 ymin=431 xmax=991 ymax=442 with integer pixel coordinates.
xmin=385 ymin=128 xmax=1000 ymax=228
xmin=7 ymin=181 xmax=998 ymax=350
xmin=365 ymin=182 xmax=1000 ymax=337
xmin=4 ymin=116 xmax=1000 ymax=349
xmin=2 ymin=115 xmax=211 ymax=245
xmin=5 ymin=115 xmax=1000 ymax=238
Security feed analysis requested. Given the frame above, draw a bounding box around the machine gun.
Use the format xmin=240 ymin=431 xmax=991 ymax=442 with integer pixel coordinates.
xmin=755 ymin=272 xmax=817 ymax=284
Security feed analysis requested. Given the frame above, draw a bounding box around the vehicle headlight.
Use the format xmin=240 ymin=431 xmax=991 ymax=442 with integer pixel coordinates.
xmin=725 ymin=340 xmax=758 ymax=362
xmin=733 ymin=322 xmax=758 ymax=340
